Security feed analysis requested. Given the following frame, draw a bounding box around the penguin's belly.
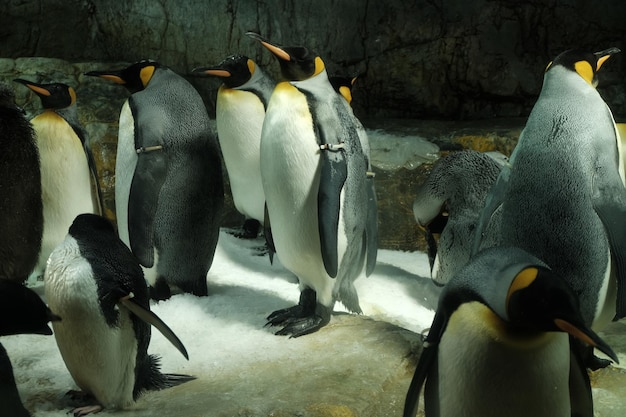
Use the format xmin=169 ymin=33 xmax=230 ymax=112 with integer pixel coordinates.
xmin=216 ymin=90 xmax=265 ymax=222
xmin=432 ymin=302 xmax=571 ymax=417
xmin=33 ymin=114 xmax=95 ymax=272
xmin=261 ymin=87 xmax=335 ymax=306
xmin=45 ymin=236 xmax=137 ymax=409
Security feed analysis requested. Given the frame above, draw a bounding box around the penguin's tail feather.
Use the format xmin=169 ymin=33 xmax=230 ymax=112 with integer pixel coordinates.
xmin=134 ymin=354 xmax=196 ymax=399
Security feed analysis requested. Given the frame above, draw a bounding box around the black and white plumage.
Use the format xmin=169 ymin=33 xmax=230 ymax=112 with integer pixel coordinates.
xmin=403 ymin=246 xmax=618 ymax=417
xmin=247 ymin=33 xmax=378 ymax=337
xmin=13 ymin=79 xmax=102 ymax=279
xmin=473 ymin=48 xmax=625 ymax=333
xmin=44 ymin=214 xmax=192 ymax=416
xmin=0 ymin=84 xmax=42 ymax=283
xmin=85 ymin=61 xmax=224 ymax=300
xmin=192 ymin=55 xmax=275 ymax=238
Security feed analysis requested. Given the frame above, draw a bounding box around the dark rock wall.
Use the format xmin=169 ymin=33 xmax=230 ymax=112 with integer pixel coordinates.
xmin=2 ymin=0 xmax=625 ymax=120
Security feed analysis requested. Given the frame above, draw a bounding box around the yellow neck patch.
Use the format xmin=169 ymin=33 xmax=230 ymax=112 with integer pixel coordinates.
xmin=68 ymin=87 xmax=77 ymax=106
xmin=574 ymin=61 xmax=594 ymax=86
xmin=313 ymin=56 xmax=325 ymax=77
xmin=140 ymin=65 xmax=155 ymax=88
xmin=506 ymin=267 xmax=538 ymax=306
xmin=247 ymin=59 xmax=256 ymax=75
xmin=339 ymin=86 xmax=352 ymax=104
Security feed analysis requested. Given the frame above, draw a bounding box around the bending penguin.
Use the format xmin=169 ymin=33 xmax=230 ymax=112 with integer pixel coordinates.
xmin=0 ymin=83 xmax=43 ymax=284
xmin=413 ymin=150 xmax=505 ymax=285
xmin=247 ymin=32 xmax=378 ymax=337
xmin=13 ymin=79 xmax=102 ymax=279
xmin=45 ymin=214 xmax=193 ymax=416
xmin=192 ymin=55 xmax=275 ymax=238
xmin=0 ymin=279 xmax=61 ymax=417
xmin=472 ymin=48 xmax=625 ymax=343
xmin=403 ymin=246 xmax=618 ymax=417
xmin=85 ymin=60 xmax=224 ymax=300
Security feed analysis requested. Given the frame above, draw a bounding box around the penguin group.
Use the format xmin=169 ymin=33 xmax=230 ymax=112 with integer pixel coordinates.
xmin=405 ymin=47 xmax=624 ymax=417
xmin=2 ymin=22 xmax=625 ymax=417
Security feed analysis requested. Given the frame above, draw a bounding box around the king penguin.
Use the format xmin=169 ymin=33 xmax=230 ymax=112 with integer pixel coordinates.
xmin=472 ymin=48 xmax=625 ymax=338
xmin=85 ymin=60 xmax=224 ymax=300
xmin=403 ymin=246 xmax=618 ymax=417
xmin=0 ymin=84 xmax=43 ymax=284
xmin=247 ymin=32 xmax=378 ymax=337
xmin=45 ymin=214 xmax=193 ymax=416
xmin=192 ymin=55 xmax=275 ymax=238
xmin=13 ymin=79 xmax=102 ymax=279
xmin=0 ymin=279 xmax=60 ymax=417
xmin=413 ymin=150 xmax=505 ymax=285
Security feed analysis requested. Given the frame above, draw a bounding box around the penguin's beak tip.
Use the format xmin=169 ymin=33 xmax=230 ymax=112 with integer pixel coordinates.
xmin=245 ymin=31 xmax=265 ymax=42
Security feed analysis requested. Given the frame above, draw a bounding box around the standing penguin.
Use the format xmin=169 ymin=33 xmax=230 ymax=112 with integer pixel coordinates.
xmin=403 ymin=246 xmax=618 ymax=417
xmin=473 ymin=48 xmax=625 ymax=335
xmin=413 ymin=150 xmax=505 ymax=285
xmin=0 ymin=84 xmax=42 ymax=283
xmin=192 ymin=55 xmax=275 ymax=238
xmin=45 ymin=214 xmax=192 ymax=416
xmin=0 ymin=279 xmax=60 ymax=417
xmin=85 ymin=60 xmax=224 ymax=300
xmin=13 ymin=79 xmax=102 ymax=279
xmin=247 ymin=32 xmax=378 ymax=337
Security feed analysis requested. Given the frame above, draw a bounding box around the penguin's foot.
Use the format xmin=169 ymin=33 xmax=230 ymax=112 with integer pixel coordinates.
xmin=238 ymin=219 xmax=261 ymax=239
xmin=149 ymin=278 xmax=172 ymax=301
xmin=588 ymin=354 xmax=612 ymax=370
xmin=72 ymin=404 xmax=103 ymax=416
xmin=273 ymin=306 xmax=331 ymax=338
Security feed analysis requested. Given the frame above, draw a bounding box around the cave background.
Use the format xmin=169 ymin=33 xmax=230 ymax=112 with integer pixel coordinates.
xmin=2 ymin=0 xmax=625 ymax=122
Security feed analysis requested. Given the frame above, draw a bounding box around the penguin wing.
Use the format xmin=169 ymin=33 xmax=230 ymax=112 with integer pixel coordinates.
xmin=119 ymin=298 xmax=189 ymax=360
xmin=128 ymin=149 xmax=167 ymax=268
xmin=263 ymin=203 xmax=276 ymax=264
xmin=567 ymin=337 xmax=594 ymax=417
xmin=592 ymin=181 xmax=626 ymax=320
xmin=365 ymin=175 xmax=378 ymax=276
xmin=470 ymin=162 xmax=510 ymax=256
xmin=317 ymin=136 xmax=348 ymax=279
xmin=403 ymin=313 xmax=446 ymax=417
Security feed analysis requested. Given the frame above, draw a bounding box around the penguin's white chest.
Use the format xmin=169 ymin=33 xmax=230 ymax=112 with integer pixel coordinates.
xmin=45 ymin=236 xmax=137 ymax=409
xmin=260 ymin=84 xmax=335 ymax=305
xmin=432 ymin=302 xmax=571 ymax=417
xmin=216 ymin=89 xmax=265 ymax=222
xmin=32 ymin=112 xmax=95 ymax=273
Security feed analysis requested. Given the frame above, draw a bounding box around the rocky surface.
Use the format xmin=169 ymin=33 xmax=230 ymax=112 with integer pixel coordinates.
xmin=2 ymin=1 xmax=625 ymax=121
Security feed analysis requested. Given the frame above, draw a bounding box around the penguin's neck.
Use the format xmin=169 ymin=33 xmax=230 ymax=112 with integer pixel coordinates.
xmin=291 ymin=69 xmax=334 ymax=97
xmin=435 ymin=302 xmax=572 ymax=417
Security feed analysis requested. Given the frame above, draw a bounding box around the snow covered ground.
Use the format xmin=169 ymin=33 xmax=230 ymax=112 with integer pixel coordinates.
xmin=3 ymin=229 xmax=440 ymax=416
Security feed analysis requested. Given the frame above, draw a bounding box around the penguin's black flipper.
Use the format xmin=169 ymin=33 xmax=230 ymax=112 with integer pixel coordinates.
xmin=568 ymin=337 xmax=594 ymax=417
xmin=470 ymin=162 xmax=510 ymax=257
xmin=0 ymin=280 xmax=61 ymax=336
xmin=264 ymin=203 xmax=276 ymax=264
xmin=365 ymin=174 xmax=378 ymax=276
xmin=119 ymin=298 xmax=189 ymax=360
xmin=403 ymin=313 xmax=446 ymax=417
xmin=318 ymin=143 xmax=348 ymax=278
xmin=83 ymin=139 xmax=105 ymax=216
xmin=591 ymin=184 xmax=626 ymax=320
xmin=128 ymin=149 xmax=167 ymax=268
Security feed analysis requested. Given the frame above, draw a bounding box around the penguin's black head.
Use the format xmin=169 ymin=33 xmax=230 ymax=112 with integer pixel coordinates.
xmin=191 ymin=55 xmax=256 ymax=88
xmin=329 ymin=75 xmax=358 ymax=104
xmin=546 ymin=47 xmax=620 ymax=87
xmin=505 ymin=266 xmax=618 ymax=362
xmin=84 ymin=60 xmax=161 ymax=93
xmin=14 ymin=79 xmax=76 ymax=110
xmin=0 ymin=280 xmax=61 ymax=336
xmin=246 ymin=32 xmax=324 ymax=81
xmin=69 ymin=214 xmax=117 ymax=240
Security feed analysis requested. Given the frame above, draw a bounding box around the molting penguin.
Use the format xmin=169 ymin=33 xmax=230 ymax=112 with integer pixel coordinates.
xmin=403 ymin=246 xmax=618 ymax=417
xmin=192 ymin=55 xmax=275 ymax=238
xmin=85 ymin=60 xmax=224 ymax=300
xmin=0 ymin=84 xmax=42 ymax=283
xmin=413 ymin=150 xmax=505 ymax=285
xmin=13 ymin=79 xmax=102 ymax=279
xmin=472 ymin=48 xmax=625 ymax=335
xmin=247 ymin=32 xmax=378 ymax=337
xmin=44 ymin=214 xmax=193 ymax=416
xmin=0 ymin=279 xmax=60 ymax=417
